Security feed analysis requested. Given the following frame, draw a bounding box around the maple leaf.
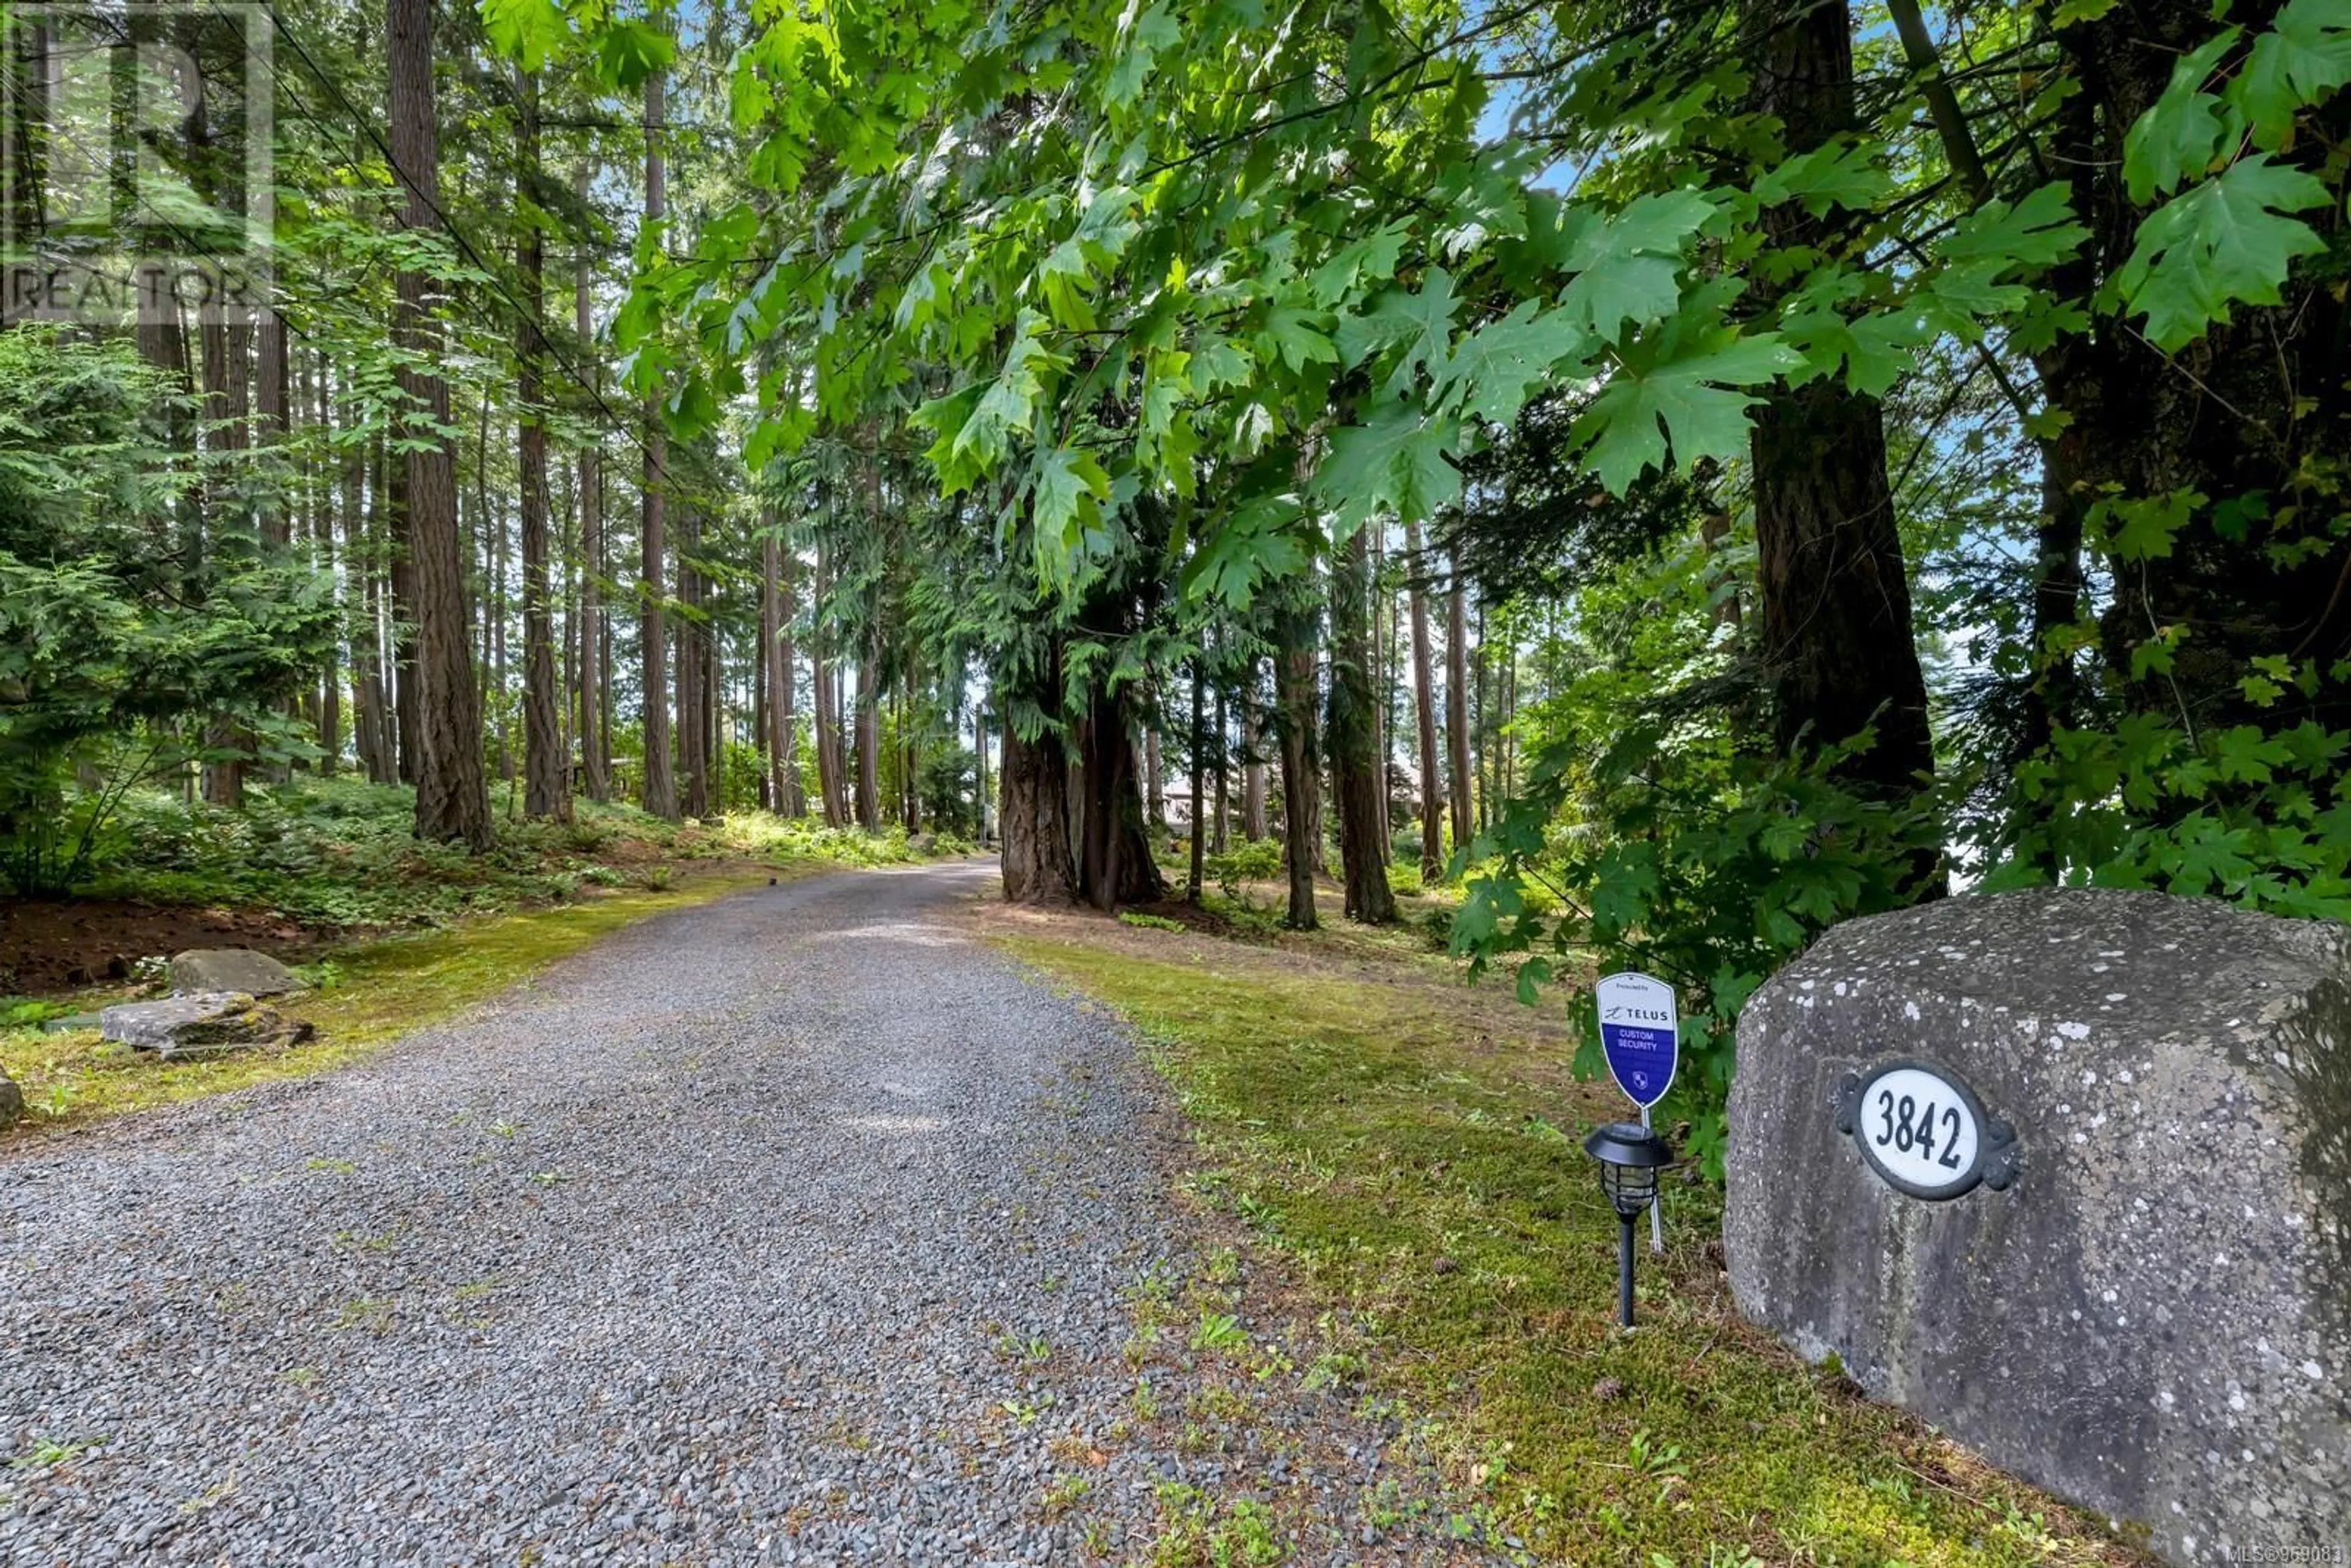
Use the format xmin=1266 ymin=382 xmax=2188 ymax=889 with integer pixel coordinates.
xmin=2233 ymin=0 xmax=2351 ymax=148
xmin=2121 ymin=30 xmax=2243 ymax=204
xmin=1439 ymin=300 xmax=1590 ymax=426
xmin=1571 ymin=332 xmax=1801 ymax=494
xmin=2113 ymin=156 xmax=2328 ymax=350
xmin=1311 ymin=399 xmax=1463 ymax=530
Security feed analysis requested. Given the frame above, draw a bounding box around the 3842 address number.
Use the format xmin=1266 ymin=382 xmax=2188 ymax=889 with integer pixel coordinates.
xmin=1835 ymin=1060 xmax=2020 ymax=1201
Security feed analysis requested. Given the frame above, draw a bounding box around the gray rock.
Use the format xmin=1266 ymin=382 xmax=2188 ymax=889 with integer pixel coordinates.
xmin=169 ymin=947 xmax=302 ymax=997
xmin=0 ymin=1069 xmax=21 ymax=1130
xmin=1726 ymin=887 xmax=2350 ymax=1565
xmin=98 ymin=992 xmax=315 ymax=1059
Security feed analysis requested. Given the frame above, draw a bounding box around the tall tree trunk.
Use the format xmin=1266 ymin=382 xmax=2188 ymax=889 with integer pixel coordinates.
xmin=677 ymin=503 xmax=709 ymax=818
xmin=1073 ymin=683 xmax=1165 ymax=910
xmin=309 ymin=354 xmax=340 ymax=776
xmin=762 ymin=519 xmax=801 ymax=816
xmin=1330 ymin=521 xmax=1397 ymax=923
xmin=2053 ymin=9 xmax=2345 ymax=742
xmin=388 ymin=426 xmax=419 ymax=787
xmin=814 ymin=655 xmax=844 ymax=826
xmin=1187 ymin=663 xmax=1206 ymax=903
xmin=1472 ymin=598 xmax=1490 ymax=832
xmin=1444 ymin=547 xmax=1472 ymax=853
xmin=1144 ymin=727 xmax=1164 ymax=834
xmin=854 ymin=652 xmax=881 ymax=830
xmin=1212 ymin=681 xmax=1229 ymax=855
xmin=903 ymin=670 xmax=924 ymax=833
xmin=637 ymin=67 xmax=678 ymax=820
xmin=1749 ymin=0 xmax=1936 ymax=826
xmin=517 ymin=70 xmax=566 ymax=822
xmin=1405 ymin=519 xmax=1445 ymax=882
xmin=342 ymin=372 xmax=386 ymax=784
xmin=358 ymin=434 xmax=393 ymax=784
xmin=198 ymin=318 xmax=248 ymax=808
xmin=1273 ymin=591 xmax=1321 ymax=930
xmin=390 ymin=0 xmax=490 ymax=849
xmin=478 ymin=398 xmax=508 ymax=788
xmin=999 ymin=723 xmax=1076 ymax=904
xmin=973 ymin=703 xmax=989 ymax=841
xmin=1241 ymin=671 xmax=1269 ymax=841
xmin=812 ymin=544 xmax=846 ymax=827
xmin=702 ymin=610 xmax=720 ymax=816
xmin=572 ymin=168 xmax=610 ymax=803
xmin=256 ymin=314 xmax=289 ymax=546
xmin=1369 ymin=520 xmax=1390 ymax=849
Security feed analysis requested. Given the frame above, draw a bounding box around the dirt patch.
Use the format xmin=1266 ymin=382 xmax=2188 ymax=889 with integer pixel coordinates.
xmin=0 ymin=900 xmax=347 ymax=996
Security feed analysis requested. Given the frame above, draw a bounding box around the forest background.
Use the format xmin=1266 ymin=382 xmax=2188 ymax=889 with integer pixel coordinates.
xmin=2 ymin=0 xmax=2348 ymax=1171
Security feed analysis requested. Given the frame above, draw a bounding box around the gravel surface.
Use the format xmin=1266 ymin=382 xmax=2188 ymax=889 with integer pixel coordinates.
xmin=2 ymin=861 xmax=1507 ymax=1566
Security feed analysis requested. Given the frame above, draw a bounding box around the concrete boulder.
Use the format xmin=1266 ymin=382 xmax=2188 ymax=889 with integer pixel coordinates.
xmin=99 ymin=992 xmax=314 ymax=1060
xmin=1726 ymin=887 xmax=2349 ymax=1564
xmin=168 ymin=947 xmax=301 ymax=998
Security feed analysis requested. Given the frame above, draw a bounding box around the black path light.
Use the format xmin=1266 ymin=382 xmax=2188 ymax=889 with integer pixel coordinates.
xmin=1587 ymin=969 xmax=1683 ymax=1326
xmin=1583 ymin=1121 xmax=1675 ymax=1327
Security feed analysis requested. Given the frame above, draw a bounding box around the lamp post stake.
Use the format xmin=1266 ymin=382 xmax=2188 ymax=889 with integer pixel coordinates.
xmin=1618 ymin=1212 xmax=1637 ymax=1326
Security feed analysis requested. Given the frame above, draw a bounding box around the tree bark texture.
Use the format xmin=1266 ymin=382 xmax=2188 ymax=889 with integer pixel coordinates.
xmin=516 ymin=70 xmax=567 ymax=822
xmin=1074 ymin=685 xmax=1165 ymax=910
xmin=1406 ymin=519 xmax=1445 ymax=880
xmin=998 ymin=724 xmax=1078 ymax=904
xmin=389 ymin=0 xmax=491 ymax=850
xmin=637 ymin=68 xmax=678 ymax=822
xmin=855 ymin=653 xmax=880 ymax=830
xmin=1242 ymin=672 xmax=1269 ymax=841
xmin=1187 ymin=666 xmax=1206 ymax=902
xmin=677 ymin=502 xmax=709 ymax=819
xmin=1329 ymin=522 xmax=1397 ymax=923
xmin=1748 ymin=0 xmax=1935 ymax=809
xmin=572 ymin=165 xmax=610 ymax=803
xmin=1273 ymin=591 xmax=1321 ymax=930
xmin=1444 ymin=549 xmax=1472 ymax=853
xmin=761 ymin=522 xmax=801 ymax=816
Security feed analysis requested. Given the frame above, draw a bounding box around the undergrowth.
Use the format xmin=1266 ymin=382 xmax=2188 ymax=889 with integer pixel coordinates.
xmin=51 ymin=776 xmax=966 ymax=928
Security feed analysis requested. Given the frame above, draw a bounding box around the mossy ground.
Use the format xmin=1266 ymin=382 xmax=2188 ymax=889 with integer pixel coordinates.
xmin=981 ymin=888 xmax=2153 ymax=1567
xmin=1 ymin=776 xmax=972 ymax=1138
xmin=0 ymin=868 xmax=783 ymax=1135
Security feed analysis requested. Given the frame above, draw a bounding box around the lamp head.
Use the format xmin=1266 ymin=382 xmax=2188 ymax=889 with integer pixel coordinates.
xmin=1582 ymin=1120 xmax=1674 ymax=1221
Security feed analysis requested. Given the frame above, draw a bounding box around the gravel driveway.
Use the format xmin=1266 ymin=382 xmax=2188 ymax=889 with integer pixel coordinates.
xmin=2 ymin=861 xmax=1502 ymax=1566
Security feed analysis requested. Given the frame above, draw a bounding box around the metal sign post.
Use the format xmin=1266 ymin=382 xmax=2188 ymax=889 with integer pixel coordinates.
xmin=1595 ymin=970 xmax=1678 ymax=1255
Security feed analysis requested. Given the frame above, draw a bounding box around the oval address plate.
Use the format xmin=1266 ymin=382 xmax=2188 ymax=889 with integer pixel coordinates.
xmin=1834 ymin=1059 xmax=2020 ymax=1201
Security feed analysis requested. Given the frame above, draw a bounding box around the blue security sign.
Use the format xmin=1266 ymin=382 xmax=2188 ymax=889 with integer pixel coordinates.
xmin=1595 ymin=970 xmax=1679 ymax=1110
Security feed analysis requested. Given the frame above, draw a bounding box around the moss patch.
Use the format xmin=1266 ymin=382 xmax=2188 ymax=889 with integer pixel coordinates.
xmin=990 ymin=920 xmax=2150 ymax=1567
xmin=0 ymin=868 xmax=778 ymax=1136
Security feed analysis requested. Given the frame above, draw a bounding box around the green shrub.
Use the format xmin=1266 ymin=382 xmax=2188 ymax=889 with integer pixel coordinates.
xmin=1205 ymin=836 xmax=1282 ymax=906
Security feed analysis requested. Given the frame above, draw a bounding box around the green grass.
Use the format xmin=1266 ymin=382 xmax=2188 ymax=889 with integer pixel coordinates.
xmin=1 ymin=869 xmax=779 ymax=1133
xmin=994 ymin=931 xmax=2148 ymax=1567
xmin=1 ymin=775 xmax=973 ymax=1135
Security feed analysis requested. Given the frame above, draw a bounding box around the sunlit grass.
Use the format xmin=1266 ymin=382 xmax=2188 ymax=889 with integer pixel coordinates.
xmin=1 ymin=869 xmax=778 ymax=1134
xmin=994 ymin=928 xmax=2150 ymax=1567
